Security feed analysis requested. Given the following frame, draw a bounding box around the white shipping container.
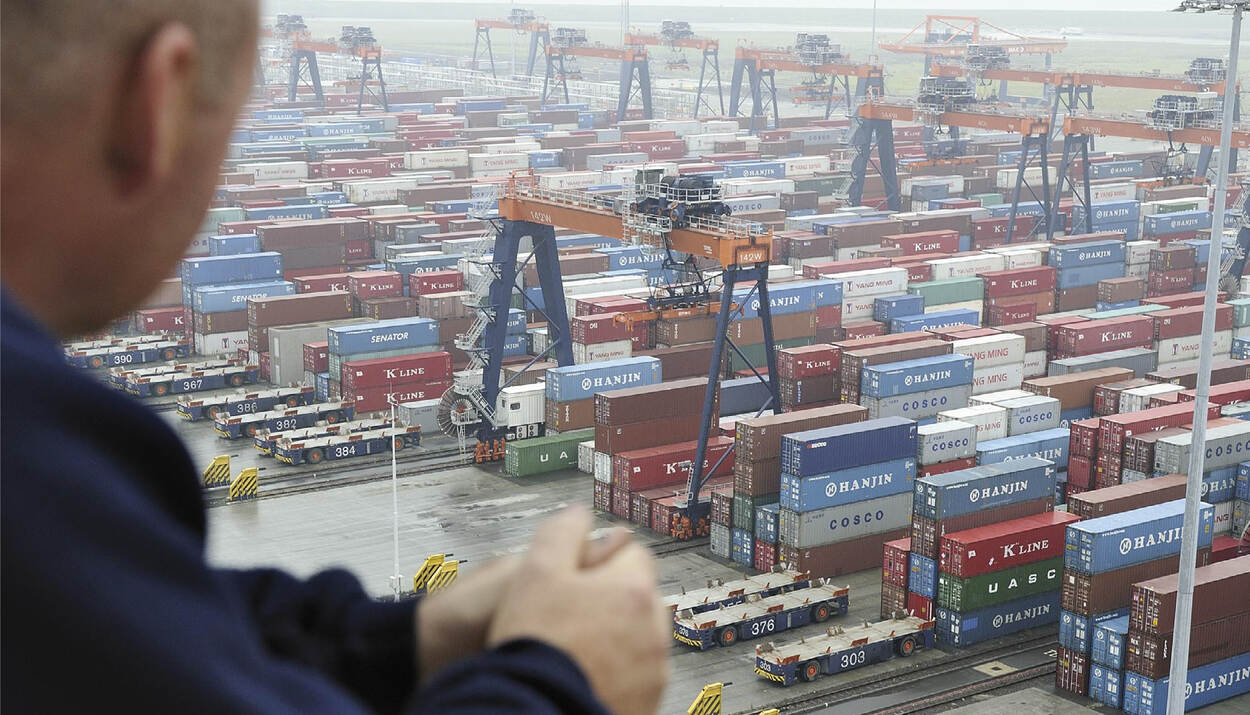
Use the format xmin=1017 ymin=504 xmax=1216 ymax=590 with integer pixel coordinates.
xmin=903 ymin=175 xmax=965 ymax=196
xmin=1157 ymin=330 xmax=1233 ymax=366
xmin=917 ymin=420 xmax=979 ymax=465
xmin=825 ymin=267 xmax=909 ymax=298
xmin=719 ymin=178 xmax=796 ymax=197
xmin=1213 ymin=499 xmax=1233 ymax=535
xmin=971 ymin=362 xmax=1025 ymax=395
xmin=1000 ymin=395 xmax=1062 ymax=436
xmin=767 ymin=265 xmax=796 ymax=281
xmin=1126 ymin=262 xmax=1151 ymax=280
xmin=469 ymin=152 xmax=528 ymax=173
xmin=573 ymin=339 xmax=632 ymax=364
xmin=781 ymin=155 xmax=831 ymax=177
xmin=496 ymin=383 xmax=545 ymax=428
xmin=951 ymin=334 xmax=1027 ymax=370
xmin=1126 ymin=240 xmax=1161 ymax=265
xmin=1023 ymin=350 xmax=1047 ymax=378
xmin=368 ymin=204 xmax=410 ymax=216
xmin=969 ymin=389 xmax=1035 ymax=406
xmin=237 ymin=160 xmax=309 ymax=181
xmin=998 ymin=250 xmax=1044 ymax=270
xmin=684 ymin=132 xmax=739 ymax=152
xmin=344 ymin=178 xmax=425 ymax=204
xmin=841 ymin=294 xmax=879 ymax=322
xmin=577 ymin=440 xmax=596 ymax=474
xmin=563 ymin=275 xmax=649 ymax=297
xmin=1235 ymin=326 xmax=1250 ymax=339
xmin=996 ymin=166 xmax=1045 ymax=190
xmin=404 ymin=149 xmax=470 ymax=170
xmin=700 ymin=120 xmax=740 ymax=134
xmin=1118 ymin=383 xmax=1183 ymax=414
xmin=925 ymin=300 xmax=983 ymax=323
xmin=937 ymin=404 xmax=1008 ymax=442
xmin=654 ymin=120 xmax=701 ymax=137
xmin=593 ymin=451 xmax=613 ymax=483
xmin=537 ymin=171 xmax=603 ymax=191
xmin=1090 ymin=182 xmax=1137 ymax=203
xmin=195 ymin=331 xmax=249 ymax=356
xmin=479 ymin=142 xmax=541 ymax=155
xmin=927 ymin=254 xmax=1006 ymax=281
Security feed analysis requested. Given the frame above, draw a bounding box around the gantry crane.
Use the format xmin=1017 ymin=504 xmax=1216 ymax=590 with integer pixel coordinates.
xmin=285 ymin=24 xmax=387 ymax=113
xmin=625 ymin=22 xmax=725 ymax=117
xmin=543 ymin=29 xmax=653 ymax=121
xmin=879 ymin=15 xmax=1067 ymax=73
xmin=439 ymin=171 xmax=777 ymax=538
xmin=729 ymin=39 xmax=885 ymax=130
xmin=472 ymin=8 xmax=551 ymax=78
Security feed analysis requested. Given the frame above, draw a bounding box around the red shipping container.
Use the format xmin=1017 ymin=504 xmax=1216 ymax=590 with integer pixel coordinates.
xmin=919 ymin=457 xmax=977 ymax=478
xmin=1147 ymin=268 xmax=1193 ymax=296
xmin=303 ymin=341 xmax=329 ymax=373
xmin=1098 ymin=402 xmax=1221 ymax=455
xmin=577 ymin=295 xmax=649 ymax=316
xmin=882 ymin=230 xmax=959 ymax=255
xmin=1068 ymin=455 xmax=1094 ymax=489
xmin=1056 ymin=647 xmax=1089 ymax=696
xmin=906 ymin=592 xmax=933 ymax=620
xmin=571 ymin=313 xmax=648 ymax=346
xmin=753 ymin=540 xmax=777 ymax=573
xmin=1178 ymin=379 xmax=1250 ymax=406
xmin=293 ymin=273 xmax=353 ymax=293
xmin=348 ymin=379 xmax=452 ymax=412
xmin=1069 ymin=418 xmax=1101 ymax=458
xmin=842 ymin=320 xmax=887 ymax=339
xmin=134 ymin=307 xmax=185 ymax=333
xmin=341 ymin=352 xmax=453 ymax=391
xmin=408 ymin=269 xmax=464 ymax=296
xmin=347 ymin=271 xmax=404 ymax=300
xmin=1053 ymin=316 xmax=1154 ymax=357
xmin=627 ymin=139 xmax=686 ymax=160
xmin=980 ymin=266 xmax=1057 ymax=299
xmin=1144 ymin=290 xmax=1229 ymax=309
xmin=1151 ymin=303 xmax=1233 ymax=340
xmin=320 ymin=158 xmax=392 ymax=178
xmin=987 ymin=301 xmax=1037 ymax=326
xmin=940 ymin=512 xmax=1081 ymax=579
xmin=901 ymin=261 xmax=933 ymax=284
xmin=593 ymin=479 xmax=613 ymax=513
xmin=345 ymin=240 xmax=372 ymax=260
xmin=972 ymin=215 xmax=1038 ymax=243
xmin=777 ymin=344 xmax=839 ymax=380
xmin=882 ymin=538 xmax=911 ymax=588
xmin=612 ymin=437 xmax=734 ymax=492
xmin=814 ymin=304 xmax=842 ymax=328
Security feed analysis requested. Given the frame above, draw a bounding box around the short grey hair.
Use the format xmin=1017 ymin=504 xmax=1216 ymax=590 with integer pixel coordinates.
xmin=2 ymin=0 xmax=258 ymax=126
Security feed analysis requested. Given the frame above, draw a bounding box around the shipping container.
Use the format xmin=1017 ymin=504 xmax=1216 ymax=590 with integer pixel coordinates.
xmin=778 ymin=492 xmax=913 ymax=548
xmin=914 ymin=457 xmax=1057 ymax=521
xmin=1065 ymin=499 xmax=1214 ymax=575
xmin=544 ymin=356 xmax=662 ymax=403
xmin=781 ymin=417 xmax=917 ymax=477
xmin=940 ymin=511 xmax=1081 ymax=579
xmin=916 ymin=420 xmax=978 ymax=466
xmin=936 ymin=591 xmax=1060 ymax=647
xmin=937 ymin=556 xmax=1063 ymax=612
xmin=780 ymin=458 xmax=917 ymax=512
xmin=1121 ymin=651 xmax=1250 ymax=715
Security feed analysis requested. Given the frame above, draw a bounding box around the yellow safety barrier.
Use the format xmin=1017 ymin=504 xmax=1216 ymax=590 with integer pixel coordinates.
xmin=202 ymin=455 xmax=231 ymax=487
xmin=412 ymin=554 xmax=448 ymax=594
xmin=687 ymin=683 xmax=724 ymax=715
xmin=228 ymin=467 xmax=258 ymax=501
xmin=423 ymin=560 xmax=460 ymax=594
xmin=759 ymin=710 xmax=780 ymax=715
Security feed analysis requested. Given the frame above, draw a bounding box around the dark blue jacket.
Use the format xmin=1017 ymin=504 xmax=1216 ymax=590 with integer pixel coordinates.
xmin=1 ymin=294 xmax=607 ymax=714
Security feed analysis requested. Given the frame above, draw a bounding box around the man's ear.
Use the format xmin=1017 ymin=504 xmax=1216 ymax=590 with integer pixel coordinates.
xmin=107 ymin=22 xmax=199 ymax=198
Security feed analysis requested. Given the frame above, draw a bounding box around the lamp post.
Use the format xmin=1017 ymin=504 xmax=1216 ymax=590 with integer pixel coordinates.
xmin=1165 ymin=3 xmax=1244 ymax=713
xmin=389 ymin=393 xmax=403 ymax=600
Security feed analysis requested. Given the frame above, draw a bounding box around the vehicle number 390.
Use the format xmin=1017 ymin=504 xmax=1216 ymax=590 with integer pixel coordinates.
xmin=840 ymin=650 xmax=866 ymax=668
xmin=749 ymin=620 xmax=776 ymax=637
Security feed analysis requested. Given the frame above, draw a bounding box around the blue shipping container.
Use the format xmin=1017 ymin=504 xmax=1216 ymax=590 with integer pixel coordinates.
xmin=936 ymin=591 xmax=1060 ymax=647
xmin=1238 ymin=462 xmax=1250 ymax=501
xmin=1072 ymin=200 xmax=1141 ymax=226
xmin=719 ymin=377 xmax=773 ymax=416
xmin=1064 ymin=499 xmax=1214 ymax=574
xmin=1091 ymin=615 xmax=1129 ymax=670
xmin=909 ymin=553 xmax=938 ymax=599
xmin=328 ymin=318 xmax=440 ymax=356
xmin=181 ymin=252 xmax=283 ymax=287
xmin=1049 ymin=239 xmax=1126 ymax=269
xmin=754 ymin=503 xmax=779 ymax=543
xmin=1096 ymin=300 xmax=1140 ymax=312
xmin=874 ymin=293 xmax=925 ymax=323
xmin=723 ymin=161 xmax=785 ymax=179
xmin=781 ymin=417 xmax=917 ymax=477
xmin=862 ymin=354 xmax=974 ymax=399
xmin=731 ymin=528 xmax=755 ymax=567
xmin=1059 ymin=608 xmax=1129 ymax=652
xmin=1201 ymin=466 xmax=1238 ymax=503
xmin=544 ymin=356 xmax=663 ymax=403
xmin=890 ymin=309 xmax=981 ymax=334
xmin=1122 ymin=652 xmax=1250 ymax=715
xmin=1233 ymin=338 xmax=1250 ymax=361
xmin=779 ymin=458 xmax=916 ymax=512
xmin=243 ymin=204 xmax=329 ymax=222
xmin=975 ymin=428 xmax=1070 ymax=470
xmin=1091 ymin=160 xmax=1143 ymax=180
xmin=1143 ymin=209 xmax=1212 ymax=236
xmin=208 ymin=233 xmax=261 ymax=256
xmin=1090 ymin=664 xmax=1125 ymax=708
xmin=388 ymin=253 xmax=463 ymax=276
xmin=913 ymin=457 xmax=1056 ymax=521
xmin=596 ymin=246 xmax=666 ymax=272
xmin=191 ymin=280 xmax=295 ymax=314
xmin=1056 ymin=261 xmax=1124 ymax=289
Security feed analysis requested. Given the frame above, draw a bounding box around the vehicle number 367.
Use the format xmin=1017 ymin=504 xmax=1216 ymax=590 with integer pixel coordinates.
xmin=840 ymin=650 xmax=866 ymax=668
xmin=749 ymin=620 xmax=776 ymax=637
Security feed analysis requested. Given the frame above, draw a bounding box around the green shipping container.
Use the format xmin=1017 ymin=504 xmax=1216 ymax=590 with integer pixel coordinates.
xmin=1078 ymin=303 xmax=1168 ymax=321
xmin=724 ymin=337 xmax=814 ymax=375
xmin=504 ymin=429 xmax=595 ymax=477
xmin=969 ymin=193 xmax=1003 ymax=206
xmin=907 ymin=277 xmax=984 ymax=307
xmin=936 ymin=556 xmax=1063 ymax=612
xmin=1227 ymin=297 xmax=1250 ymax=327
xmin=793 ymin=175 xmax=851 ymax=196
xmin=1153 ymin=200 xmax=1204 ymax=214
xmin=732 ymin=493 xmax=778 ymax=533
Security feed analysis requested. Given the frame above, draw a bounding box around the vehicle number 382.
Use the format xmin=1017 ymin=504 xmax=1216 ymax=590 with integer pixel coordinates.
xmin=749 ymin=619 xmax=776 ymax=637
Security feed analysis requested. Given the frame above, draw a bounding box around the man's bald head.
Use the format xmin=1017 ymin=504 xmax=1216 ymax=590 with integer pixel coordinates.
xmin=1 ymin=1 xmax=259 ymax=336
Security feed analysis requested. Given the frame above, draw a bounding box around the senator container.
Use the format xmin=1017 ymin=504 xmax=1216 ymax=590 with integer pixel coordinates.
xmin=779 ymin=458 xmax=916 ymax=512
xmin=916 ymin=420 xmax=978 ymax=466
xmin=975 ymin=428 xmax=1069 ymax=469
xmin=1154 ymin=421 xmax=1250 ymax=474
xmin=781 ymin=417 xmax=917 ymax=477
xmin=862 ymin=384 xmax=972 ymax=421
xmin=544 ymin=356 xmax=662 ymax=403
xmin=1064 ymin=499 xmax=1214 ymax=574
xmin=1121 ymin=652 xmax=1250 ymax=715
xmin=777 ymin=492 xmax=913 ymax=548
xmin=940 ymin=511 xmax=1080 ymax=579
xmin=1091 ymin=615 xmax=1130 ymax=670
xmin=192 ymin=281 xmax=295 ymax=314
xmin=914 ymin=457 xmax=1056 ymax=521
xmin=861 ymin=355 xmax=974 ymax=399
xmin=937 ymin=556 xmax=1063 ymax=612
xmin=327 ymin=318 xmax=439 ymax=356
xmin=936 ymin=591 xmax=1060 ymax=647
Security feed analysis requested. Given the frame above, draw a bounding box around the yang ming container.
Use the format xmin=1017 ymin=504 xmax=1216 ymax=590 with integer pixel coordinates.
xmin=862 ymin=354 xmax=975 ymax=398
xmin=940 ymin=511 xmax=1080 ymax=579
xmin=913 ymin=457 xmax=1057 ymax=521
xmin=1064 ymin=499 xmax=1214 ymax=575
xmin=779 ymin=458 xmax=916 ymax=512
xmin=917 ymin=420 xmax=978 ymax=466
xmin=937 ymin=556 xmax=1063 ymax=612
xmin=777 ymin=492 xmax=912 ymax=548
xmin=781 ymin=417 xmax=916 ymax=476
xmin=936 ymin=591 xmax=1060 ymax=647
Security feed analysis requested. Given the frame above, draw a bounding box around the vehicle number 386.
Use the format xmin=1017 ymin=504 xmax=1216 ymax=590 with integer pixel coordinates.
xmin=749 ymin=620 xmax=776 ymax=637
xmin=840 ymin=650 xmax=866 ymax=668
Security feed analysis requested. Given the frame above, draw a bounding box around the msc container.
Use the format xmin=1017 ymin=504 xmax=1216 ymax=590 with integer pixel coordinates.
xmin=936 ymin=591 xmax=1060 ymax=647
xmin=543 ymin=356 xmax=662 ymax=403
xmin=504 ymin=429 xmax=595 ymax=476
xmin=1091 ymin=615 xmax=1130 ymax=670
xmin=1064 ymin=499 xmax=1215 ymax=575
xmin=777 ymin=492 xmax=913 ymax=548
xmin=1154 ymin=421 xmax=1250 ymax=474
xmin=1129 ymin=555 xmax=1250 ymax=637
xmin=916 ymin=420 xmax=978 ymax=466
xmin=779 ymin=458 xmax=916 ymax=512
xmin=937 ymin=556 xmax=1063 ymax=612
xmin=940 ymin=511 xmax=1081 ymax=579
xmin=861 ymin=354 xmax=975 ymax=398
xmin=862 ymin=384 xmax=972 ymax=421
xmin=913 ymin=457 xmax=1057 ymax=521
xmin=975 ymin=428 xmax=1069 ymax=469
xmin=1121 ymin=652 xmax=1250 ymax=715
xmin=781 ymin=417 xmax=917 ymax=477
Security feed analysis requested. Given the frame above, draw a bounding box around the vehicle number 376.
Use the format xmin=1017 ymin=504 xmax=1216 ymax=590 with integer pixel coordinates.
xmin=749 ymin=620 xmax=776 ymax=637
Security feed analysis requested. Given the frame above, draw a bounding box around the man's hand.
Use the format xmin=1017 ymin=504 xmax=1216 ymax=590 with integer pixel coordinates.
xmin=486 ymin=507 xmax=671 ymax=715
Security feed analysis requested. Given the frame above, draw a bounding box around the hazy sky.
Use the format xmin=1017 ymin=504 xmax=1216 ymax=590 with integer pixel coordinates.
xmin=313 ymin=0 xmax=1201 ymax=10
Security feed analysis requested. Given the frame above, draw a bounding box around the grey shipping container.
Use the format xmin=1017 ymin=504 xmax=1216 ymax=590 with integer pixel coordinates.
xmin=863 ymin=384 xmax=972 ymax=421
xmin=1153 ymin=421 xmax=1250 ymax=474
xmin=778 ymin=491 xmax=913 ymax=548
xmin=916 ymin=420 xmax=978 ymax=466
xmin=1047 ymin=348 xmax=1158 ymax=378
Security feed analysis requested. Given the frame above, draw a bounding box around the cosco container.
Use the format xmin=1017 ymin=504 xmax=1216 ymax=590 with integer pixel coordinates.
xmin=998 ymin=395 xmax=1062 ymax=435
xmin=1064 ymin=499 xmax=1214 ymax=574
xmin=936 ymin=591 xmax=1060 ymax=647
xmin=328 ymin=318 xmax=439 ymax=356
xmin=975 ymin=428 xmax=1069 ymax=469
xmin=1154 ymin=421 xmax=1250 ymax=474
xmin=861 ymin=354 xmax=974 ymax=398
xmin=777 ymin=492 xmax=912 ymax=548
xmin=779 ymin=458 xmax=916 ymax=512
xmin=913 ymin=457 xmax=1057 ymax=521
xmin=940 ymin=511 xmax=1080 ymax=579
xmin=544 ymin=356 xmax=662 ymax=403
xmin=862 ymin=384 xmax=972 ymax=420
xmin=916 ymin=420 xmax=978 ymax=466
xmin=937 ymin=556 xmax=1063 ymax=612
xmin=1121 ymin=652 xmax=1250 ymax=715
xmin=781 ymin=417 xmax=916 ymax=477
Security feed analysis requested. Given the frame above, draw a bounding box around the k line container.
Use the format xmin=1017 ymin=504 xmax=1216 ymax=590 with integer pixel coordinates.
xmin=779 ymin=458 xmax=917 ymax=512
xmin=777 ymin=492 xmax=913 ymax=548
xmin=913 ymin=457 xmax=1057 ymax=521
xmin=1064 ymin=499 xmax=1215 ymax=575
xmin=780 ymin=417 xmax=916 ymax=477
xmin=916 ymin=420 xmax=978 ymax=466
xmin=936 ymin=591 xmax=1061 ymax=647
xmin=937 ymin=556 xmax=1063 ymax=612
xmin=940 ymin=511 xmax=1081 ymax=579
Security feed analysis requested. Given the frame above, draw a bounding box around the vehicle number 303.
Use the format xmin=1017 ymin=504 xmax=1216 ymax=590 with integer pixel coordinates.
xmin=840 ymin=650 xmax=866 ymax=668
xmin=749 ymin=620 xmax=776 ymax=637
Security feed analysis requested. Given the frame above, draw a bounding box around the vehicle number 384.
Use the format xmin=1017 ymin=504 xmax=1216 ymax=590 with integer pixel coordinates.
xmin=749 ymin=620 xmax=776 ymax=637
xmin=840 ymin=650 xmax=866 ymax=668
xmin=334 ymin=445 xmax=358 ymax=458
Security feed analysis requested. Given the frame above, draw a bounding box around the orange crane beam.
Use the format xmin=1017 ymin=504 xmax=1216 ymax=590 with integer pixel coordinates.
xmin=1061 ymin=115 xmax=1250 ymax=150
xmin=547 ymin=45 xmax=648 ymax=62
xmin=625 ymin=33 xmax=719 ymax=51
xmin=930 ymin=63 xmax=1227 ymax=93
xmin=476 ymin=18 xmax=550 ymax=32
xmin=734 ymin=47 xmax=882 ymax=78
xmin=857 ymin=100 xmax=1050 ymax=136
xmin=879 ymin=14 xmax=1067 ymax=57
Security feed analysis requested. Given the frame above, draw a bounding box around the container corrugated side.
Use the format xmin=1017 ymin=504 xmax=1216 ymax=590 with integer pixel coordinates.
xmin=937 ymin=556 xmax=1063 ymax=612
xmin=780 ymin=458 xmax=916 ymax=512
xmin=936 ymin=591 xmax=1061 ymax=647
xmin=917 ymin=420 xmax=978 ymax=465
xmin=1121 ymin=651 xmax=1250 ymax=715
xmin=778 ymin=492 xmax=913 ymax=548
xmin=913 ymin=457 xmax=1057 ymax=521
xmin=544 ymin=356 xmax=662 ymax=403
xmin=1063 ymin=499 xmax=1214 ymax=574
xmin=861 ymin=354 xmax=975 ymax=398
xmin=975 ymin=428 xmax=1069 ymax=470
xmin=781 ymin=417 xmax=916 ymax=477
